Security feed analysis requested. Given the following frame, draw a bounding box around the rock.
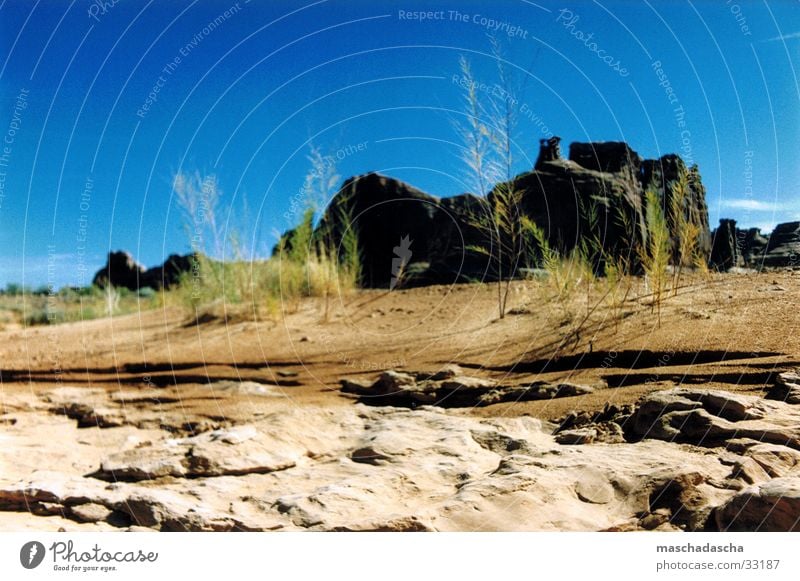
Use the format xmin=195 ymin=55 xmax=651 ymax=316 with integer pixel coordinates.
xmin=0 ymin=471 xmax=118 ymax=514
xmin=429 ymin=364 xmax=463 ymax=381
xmin=739 ymin=227 xmax=770 ymax=267
xmin=554 ymin=383 xmax=595 ymax=397
xmin=96 ymin=425 xmax=303 ymax=481
xmin=767 ymin=370 xmax=800 ymax=404
xmin=745 ymin=443 xmax=800 ymax=478
xmin=343 ymin=370 xmax=595 ymax=408
xmin=630 ymin=388 xmax=800 ymax=449
xmin=535 ymin=136 xmax=563 ymax=169
xmin=286 ymin=138 xmax=712 ymax=287
xmin=314 ymin=173 xmax=440 ymax=288
xmin=575 ymin=473 xmax=615 ymax=504
xmin=556 ymin=422 xmax=624 ymax=445
xmin=440 ymin=375 xmax=496 ymax=392
xmin=56 ymin=403 xmax=126 ymax=428
xmin=715 ymin=477 xmax=800 ymax=531
xmin=339 ymin=378 xmax=374 ymax=395
xmin=93 ymin=251 xmax=199 ymax=291
xmin=117 ymin=491 xmax=229 ymax=531
xmin=642 ymin=155 xmax=711 ymax=258
xmin=350 ymin=446 xmax=392 ymax=465
xmin=569 ymin=141 xmax=642 ymax=178
xmin=516 ymin=154 xmax=645 ymax=269
xmin=69 ymin=503 xmax=112 ymax=523
xmin=42 ymin=388 xmax=128 ymax=428
xmin=92 ymin=251 xmax=146 ymax=290
xmin=639 ymin=508 xmax=672 ymax=530
xmin=374 ymin=370 xmax=417 ymax=394
xmin=710 ymin=219 xmax=742 ymax=271
xmin=762 ymin=221 xmax=800 ymax=268
xmin=556 ymin=428 xmax=597 ymax=445
xmin=427 ymin=193 xmax=492 ymax=283
xmin=141 ymin=253 xmax=198 ymax=289
xmin=204 ymin=381 xmax=286 ymax=397
xmin=647 ymin=472 xmax=718 ymax=531
xmin=728 ymin=457 xmax=771 ymax=485
xmin=5 ymin=393 xmax=791 ymax=532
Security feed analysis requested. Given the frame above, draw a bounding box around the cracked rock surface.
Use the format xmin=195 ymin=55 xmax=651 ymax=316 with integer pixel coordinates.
xmin=2 ymin=374 xmax=800 ymax=531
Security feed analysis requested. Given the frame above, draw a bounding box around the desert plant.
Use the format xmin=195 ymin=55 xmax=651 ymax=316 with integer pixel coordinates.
xmin=273 ymin=146 xmax=361 ymax=320
xmin=456 ymin=44 xmax=535 ymax=319
xmin=639 ymin=183 xmax=672 ymax=324
xmin=668 ymin=165 xmax=701 ymax=294
xmin=104 ymin=284 xmax=120 ymax=316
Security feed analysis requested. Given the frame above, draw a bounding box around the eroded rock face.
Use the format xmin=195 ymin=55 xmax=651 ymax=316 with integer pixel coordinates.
xmin=710 ymin=219 xmax=742 ymax=271
xmin=714 ymin=221 xmax=800 ymax=270
xmin=715 ymin=478 xmax=800 ymax=532
xmin=763 ymin=221 xmax=800 ymax=268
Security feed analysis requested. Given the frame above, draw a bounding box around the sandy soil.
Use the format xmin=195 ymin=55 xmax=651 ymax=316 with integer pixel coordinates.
xmin=1 ymin=270 xmax=797 ymax=423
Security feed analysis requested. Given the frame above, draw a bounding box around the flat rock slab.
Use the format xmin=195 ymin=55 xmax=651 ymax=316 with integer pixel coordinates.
xmin=4 ymin=383 xmax=800 ymax=532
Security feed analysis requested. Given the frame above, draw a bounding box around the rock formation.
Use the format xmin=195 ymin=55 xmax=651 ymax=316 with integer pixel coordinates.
xmin=283 ymin=137 xmax=714 ymax=288
xmin=93 ymin=251 xmax=198 ymax=291
xmin=92 ymin=251 xmax=147 ymax=290
xmin=315 ymin=173 xmax=440 ymax=288
xmin=762 ymin=221 xmax=800 ymax=268
xmin=710 ymin=220 xmax=800 ymax=271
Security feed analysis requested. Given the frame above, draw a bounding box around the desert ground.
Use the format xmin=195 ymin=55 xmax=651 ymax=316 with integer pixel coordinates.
xmin=1 ymin=270 xmax=799 ymax=531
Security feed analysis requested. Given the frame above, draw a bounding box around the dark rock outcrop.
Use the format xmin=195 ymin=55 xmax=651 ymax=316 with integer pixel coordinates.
xmin=763 ymin=221 xmax=800 ymax=268
xmin=712 ymin=220 xmax=800 ymax=270
xmin=284 ymin=138 xmax=713 ymax=288
xmin=92 ymin=251 xmax=146 ymax=290
xmin=514 ymin=142 xmax=648 ymax=264
xmin=426 ymin=193 xmax=493 ymax=283
xmin=535 ymin=136 xmax=562 ymax=169
xmin=142 ymin=253 xmax=199 ymax=289
xmin=641 ymin=154 xmax=711 ymax=259
xmin=93 ymin=251 xmax=197 ymax=291
xmin=315 ymin=173 xmax=440 ymax=288
xmin=710 ymin=219 xmax=741 ymax=271
xmin=738 ymin=227 xmax=769 ymax=267
xmin=569 ymin=141 xmax=642 ymax=181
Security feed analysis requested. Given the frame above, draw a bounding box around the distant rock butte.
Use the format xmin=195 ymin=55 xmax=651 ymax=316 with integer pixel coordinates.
xmin=93 ymin=251 xmax=198 ymax=291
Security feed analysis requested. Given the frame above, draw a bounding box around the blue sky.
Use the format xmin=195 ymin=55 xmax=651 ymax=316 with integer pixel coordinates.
xmin=0 ymin=0 xmax=798 ymax=288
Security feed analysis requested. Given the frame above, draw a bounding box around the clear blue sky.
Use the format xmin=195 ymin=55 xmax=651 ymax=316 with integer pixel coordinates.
xmin=0 ymin=0 xmax=798 ymax=288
